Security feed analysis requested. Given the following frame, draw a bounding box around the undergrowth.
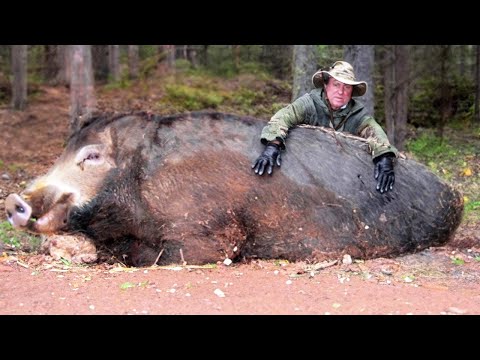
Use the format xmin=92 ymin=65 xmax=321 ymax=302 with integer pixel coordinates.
xmin=406 ymin=125 xmax=480 ymax=222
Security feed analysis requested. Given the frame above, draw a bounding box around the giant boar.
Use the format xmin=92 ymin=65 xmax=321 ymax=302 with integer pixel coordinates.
xmin=5 ymin=111 xmax=463 ymax=266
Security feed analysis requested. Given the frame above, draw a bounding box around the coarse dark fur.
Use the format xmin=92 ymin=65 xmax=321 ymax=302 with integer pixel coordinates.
xmin=7 ymin=111 xmax=464 ymax=266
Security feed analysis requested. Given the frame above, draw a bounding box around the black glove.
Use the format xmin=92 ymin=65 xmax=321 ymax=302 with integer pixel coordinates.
xmin=252 ymin=143 xmax=282 ymax=176
xmin=374 ymin=153 xmax=395 ymax=193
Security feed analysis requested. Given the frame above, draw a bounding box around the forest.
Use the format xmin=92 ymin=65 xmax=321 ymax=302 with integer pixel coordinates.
xmin=2 ymin=45 xmax=479 ymax=140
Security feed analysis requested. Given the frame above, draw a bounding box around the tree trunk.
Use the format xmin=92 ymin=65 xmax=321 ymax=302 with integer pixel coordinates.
xmin=475 ymin=45 xmax=480 ymax=124
xmin=44 ymin=45 xmax=70 ymax=86
xmin=261 ymin=45 xmax=293 ymax=80
xmin=11 ymin=45 xmax=28 ymax=110
xmin=166 ymin=45 xmax=176 ymax=68
xmin=381 ymin=45 xmax=409 ymax=150
xmin=437 ymin=45 xmax=452 ymax=139
xmin=459 ymin=45 xmax=466 ymax=77
xmin=128 ymin=45 xmax=139 ymax=79
xmin=92 ymin=45 xmax=109 ymax=82
xmin=394 ymin=45 xmax=408 ymax=151
xmin=108 ymin=45 xmax=120 ymax=82
xmin=43 ymin=45 xmax=58 ymax=84
xmin=383 ymin=45 xmax=395 ymax=145
xmin=472 ymin=45 xmax=477 ymax=80
xmin=186 ymin=46 xmax=197 ymax=68
xmin=70 ymin=45 xmax=96 ymax=133
xmin=344 ymin=45 xmax=375 ymax=116
xmin=291 ymin=45 xmax=317 ymax=101
xmin=54 ymin=45 xmax=70 ymax=86
xmin=158 ymin=45 xmax=176 ymax=73
xmin=232 ymin=45 xmax=240 ymax=72
xmin=202 ymin=45 xmax=209 ymax=67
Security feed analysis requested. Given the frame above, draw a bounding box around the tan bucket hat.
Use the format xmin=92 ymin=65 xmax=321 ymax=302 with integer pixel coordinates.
xmin=312 ymin=60 xmax=367 ymax=97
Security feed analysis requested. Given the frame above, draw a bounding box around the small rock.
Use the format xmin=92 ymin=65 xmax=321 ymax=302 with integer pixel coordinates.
xmin=1 ymin=173 xmax=10 ymax=180
xmin=381 ymin=267 xmax=394 ymax=275
xmin=214 ymin=288 xmax=225 ymax=297
xmin=342 ymin=254 xmax=352 ymax=265
xmin=223 ymin=258 xmax=232 ymax=266
xmin=447 ymin=307 xmax=467 ymax=314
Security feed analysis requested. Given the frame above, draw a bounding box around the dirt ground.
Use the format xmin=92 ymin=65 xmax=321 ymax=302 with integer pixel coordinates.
xmin=1 ymin=85 xmax=479 ymax=315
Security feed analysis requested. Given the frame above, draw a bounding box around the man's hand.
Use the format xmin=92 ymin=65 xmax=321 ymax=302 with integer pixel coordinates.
xmin=374 ymin=153 xmax=395 ymax=193
xmin=252 ymin=143 xmax=282 ymax=176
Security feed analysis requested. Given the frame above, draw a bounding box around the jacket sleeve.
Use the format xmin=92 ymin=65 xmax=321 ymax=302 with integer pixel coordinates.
xmin=357 ymin=116 xmax=399 ymax=160
xmin=260 ymin=94 xmax=315 ymax=149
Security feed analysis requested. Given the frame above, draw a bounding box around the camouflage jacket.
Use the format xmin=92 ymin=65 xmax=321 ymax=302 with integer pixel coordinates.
xmin=260 ymin=88 xmax=399 ymax=160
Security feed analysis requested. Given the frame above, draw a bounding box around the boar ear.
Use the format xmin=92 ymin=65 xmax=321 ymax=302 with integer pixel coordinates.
xmin=75 ymin=144 xmax=106 ymax=170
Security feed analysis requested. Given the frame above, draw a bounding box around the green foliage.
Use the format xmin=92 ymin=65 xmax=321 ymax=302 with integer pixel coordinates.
xmin=104 ymin=71 xmax=132 ymax=90
xmin=7 ymin=163 xmax=22 ymax=172
xmin=406 ymin=131 xmax=457 ymax=163
xmin=237 ymin=62 xmax=269 ymax=78
xmin=465 ymin=201 xmax=480 ymax=217
xmin=0 ymin=221 xmax=22 ymax=248
xmin=274 ymin=259 xmax=289 ymax=266
xmin=120 ymin=282 xmax=136 ymax=290
xmin=451 ymin=257 xmax=465 ymax=265
xmin=0 ymin=71 xmax=10 ymax=105
xmin=0 ymin=220 xmax=42 ymax=251
xmin=60 ymin=257 xmax=71 ymax=266
xmin=119 ymin=281 xmax=149 ymax=290
xmin=27 ymin=45 xmax=47 ymax=84
xmin=202 ymin=46 xmax=243 ymax=77
xmin=227 ymin=87 xmax=265 ymax=108
xmin=196 ymin=46 xmax=274 ymax=78
xmin=406 ymin=125 xmax=480 ymax=223
xmin=316 ymin=45 xmax=344 ymax=68
xmin=139 ymin=45 xmax=159 ymax=59
xmin=409 ymin=73 xmax=475 ymax=128
xmin=175 ymin=59 xmax=194 ymax=73
xmin=139 ymin=52 xmax=164 ymax=79
xmin=409 ymin=77 xmax=440 ymax=127
xmin=164 ymin=84 xmax=224 ymax=111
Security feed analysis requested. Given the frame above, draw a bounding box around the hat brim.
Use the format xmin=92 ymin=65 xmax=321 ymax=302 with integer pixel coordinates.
xmin=312 ymin=70 xmax=367 ymax=97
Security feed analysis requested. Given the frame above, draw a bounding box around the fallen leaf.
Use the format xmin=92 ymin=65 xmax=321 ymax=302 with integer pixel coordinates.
xmin=462 ymin=168 xmax=473 ymax=177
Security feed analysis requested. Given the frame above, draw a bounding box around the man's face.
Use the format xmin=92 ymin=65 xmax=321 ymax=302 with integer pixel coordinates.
xmin=325 ymin=78 xmax=353 ymax=110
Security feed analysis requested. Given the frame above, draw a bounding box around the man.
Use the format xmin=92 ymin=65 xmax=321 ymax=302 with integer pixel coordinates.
xmin=251 ymin=60 xmax=398 ymax=193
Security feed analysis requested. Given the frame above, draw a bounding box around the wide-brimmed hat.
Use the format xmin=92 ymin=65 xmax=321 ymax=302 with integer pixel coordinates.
xmin=312 ymin=61 xmax=367 ymax=97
